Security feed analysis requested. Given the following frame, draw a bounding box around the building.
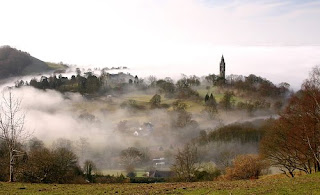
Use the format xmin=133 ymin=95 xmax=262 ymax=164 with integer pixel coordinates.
xmin=220 ymin=55 xmax=226 ymax=80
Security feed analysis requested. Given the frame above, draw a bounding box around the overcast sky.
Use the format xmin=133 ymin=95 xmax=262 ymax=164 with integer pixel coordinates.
xmin=1 ymin=0 xmax=320 ymax=89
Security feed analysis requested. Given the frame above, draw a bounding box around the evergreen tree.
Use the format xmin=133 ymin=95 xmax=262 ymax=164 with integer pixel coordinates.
xmin=210 ymin=93 xmax=214 ymax=101
xmin=205 ymin=94 xmax=209 ymax=102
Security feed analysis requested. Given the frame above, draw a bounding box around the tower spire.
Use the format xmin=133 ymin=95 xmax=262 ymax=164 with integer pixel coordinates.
xmin=219 ymin=54 xmax=226 ymax=81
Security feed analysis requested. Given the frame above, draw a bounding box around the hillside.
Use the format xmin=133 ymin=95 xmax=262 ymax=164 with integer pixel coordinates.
xmin=0 ymin=46 xmax=67 ymax=79
xmin=1 ymin=173 xmax=319 ymax=194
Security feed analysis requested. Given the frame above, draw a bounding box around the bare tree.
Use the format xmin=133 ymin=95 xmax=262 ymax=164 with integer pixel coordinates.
xmin=171 ymin=144 xmax=198 ymax=181
xmin=215 ymin=150 xmax=236 ymax=171
xmin=0 ymin=88 xmax=28 ymax=182
xmin=76 ymin=137 xmax=90 ymax=164
xmin=147 ymin=75 xmax=157 ymax=87
xmin=120 ymin=147 xmax=144 ymax=173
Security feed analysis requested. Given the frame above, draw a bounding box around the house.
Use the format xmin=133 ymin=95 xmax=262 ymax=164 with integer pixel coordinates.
xmin=152 ymin=157 xmax=166 ymax=168
xmin=132 ymin=122 xmax=154 ymax=137
xmin=104 ymin=72 xmax=135 ymax=84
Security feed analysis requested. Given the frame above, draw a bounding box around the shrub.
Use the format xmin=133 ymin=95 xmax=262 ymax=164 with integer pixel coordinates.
xmin=194 ymin=169 xmax=221 ymax=181
xmin=95 ymin=174 xmax=129 ymax=184
xmin=120 ymin=100 xmax=145 ymax=111
xmin=224 ymin=154 xmax=266 ymax=180
xmin=129 ymin=177 xmax=166 ymax=183
xmin=20 ymin=147 xmax=82 ymax=183
xmin=150 ymin=94 xmax=161 ymax=108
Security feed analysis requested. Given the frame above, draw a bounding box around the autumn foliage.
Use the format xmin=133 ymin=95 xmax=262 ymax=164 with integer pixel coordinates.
xmin=260 ymin=66 xmax=320 ymax=177
xmin=224 ymin=154 xmax=265 ymax=180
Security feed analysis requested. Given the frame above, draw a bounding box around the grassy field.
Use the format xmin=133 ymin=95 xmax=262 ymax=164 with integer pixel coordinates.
xmin=1 ymin=173 xmax=320 ymax=194
xmin=102 ymin=169 xmax=146 ymax=177
xmin=46 ymin=62 xmax=68 ymax=70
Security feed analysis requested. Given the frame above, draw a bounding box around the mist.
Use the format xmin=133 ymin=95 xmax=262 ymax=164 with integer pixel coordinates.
xmin=0 ymin=68 xmax=281 ymax=171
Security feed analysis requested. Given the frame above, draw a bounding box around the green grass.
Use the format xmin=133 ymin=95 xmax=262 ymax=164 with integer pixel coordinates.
xmin=1 ymin=173 xmax=320 ymax=194
xmin=70 ymin=89 xmax=250 ymax=119
xmin=102 ymin=169 xmax=146 ymax=177
xmin=101 ymin=169 xmax=126 ymax=176
xmin=197 ymin=86 xmax=244 ymax=103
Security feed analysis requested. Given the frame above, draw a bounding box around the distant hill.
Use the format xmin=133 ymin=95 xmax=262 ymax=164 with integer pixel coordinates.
xmin=0 ymin=46 xmax=67 ymax=79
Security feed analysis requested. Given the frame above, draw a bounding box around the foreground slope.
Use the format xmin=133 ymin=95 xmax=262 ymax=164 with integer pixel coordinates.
xmin=1 ymin=173 xmax=320 ymax=194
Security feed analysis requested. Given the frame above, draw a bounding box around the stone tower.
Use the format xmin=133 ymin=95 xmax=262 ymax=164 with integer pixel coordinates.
xmin=219 ymin=55 xmax=225 ymax=80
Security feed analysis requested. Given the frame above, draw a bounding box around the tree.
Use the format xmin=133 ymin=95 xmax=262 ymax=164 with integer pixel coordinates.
xmin=0 ymin=88 xmax=29 ymax=182
xmin=150 ymin=94 xmax=161 ymax=108
xmin=172 ymin=100 xmax=187 ymax=111
xmin=76 ymin=68 xmax=81 ymax=76
xmin=173 ymin=110 xmax=193 ymax=128
xmin=215 ymin=150 xmax=236 ymax=171
xmin=52 ymin=138 xmax=73 ymax=150
xmin=171 ymin=144 xmax=198 ymax=181
xmin=51 ymin=147 xmax=80 ymax=183
xmin=156 ymin=79 xmax=175 ymax=97
xmin=205 ymin=74 xmax=218 ymax=86
xmin=120 ymin=147 xmax=146 ymax=175
xmin=147 ymin=75 xmax=157 ymax=87
xmin=204 ymin=94 xmax=209 ymax=102
xmin=260 ymin=120 xmax=300 ymax=177
xmin=28 ymin=137 xmax=44 ymax=152
xmin=83 ymin=160 xmax=96 ymax=182
xmin=85 ymin=75 xmax=100 ymax=94
xmin=219 ymin=91 xmax=235 ymax=110
xmin=260 ymin=66 xmax=320 ymax=177
xmin=205 ymin=93 xmax=218 ymax=118
xmin=21 ymin=142 xmax=82 ymax=183
xmin=76 ymin=137 xmax=89 ymax=163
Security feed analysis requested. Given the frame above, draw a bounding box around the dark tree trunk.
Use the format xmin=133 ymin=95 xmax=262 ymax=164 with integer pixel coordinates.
xmin=9 ymin=150 xmax=14 ymax=182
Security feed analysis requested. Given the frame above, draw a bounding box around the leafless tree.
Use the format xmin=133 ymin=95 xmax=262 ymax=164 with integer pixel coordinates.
xmin=0 ymin=88 xmax=29 ymax=182
xmin=215 ymin=150 xmax=236 ymax=171
xmin=120 ymin=147 xmax=144 ymax=171
xmin=76 ymin=137 xmax=90 ymax=164
xmin=171 ymin=144 xmax=199 ymax=181
xmin=147 ymin=75 xmax=157 ymax=87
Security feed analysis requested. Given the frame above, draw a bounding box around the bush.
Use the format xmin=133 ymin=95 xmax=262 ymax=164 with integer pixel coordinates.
xmin=20 ymin=147 xmax=83 ymax=183
xmin=120 ymin=100 xmax=145 ymax=111
xmin=194 ymin=170 xmax=221 ymax=181
xmin=150 ymin=94 xmax=161 ymax=108
xmin=224 ymin=154 xmax=266 ymax=180
xmin=129 ymin=177 xmax=166 ymax=183
xmin=194 ymin=162 xmax=221 ymax=181
xmin=94 ymin=174 xmax=129 ymax=184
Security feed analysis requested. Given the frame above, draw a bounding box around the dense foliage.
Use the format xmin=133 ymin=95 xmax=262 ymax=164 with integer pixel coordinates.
xmin=224 ymin=154 xmax=266 ymax=180
xmin=198 ymin=120 xmax=273 ymax=145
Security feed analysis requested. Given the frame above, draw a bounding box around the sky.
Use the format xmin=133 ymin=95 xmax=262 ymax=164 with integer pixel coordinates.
xmin=1 ymin=0 xmax=320 ymax=89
